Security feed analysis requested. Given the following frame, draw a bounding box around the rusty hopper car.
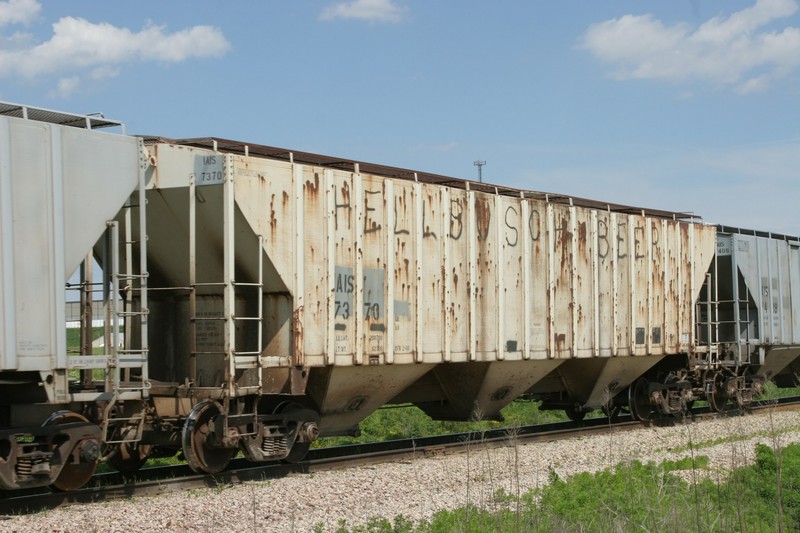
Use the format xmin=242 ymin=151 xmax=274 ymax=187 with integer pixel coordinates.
xmin=1 ymin=102 xmax=799 ymax=491
xmin=136 ymin=138 xmax=717 ymax=459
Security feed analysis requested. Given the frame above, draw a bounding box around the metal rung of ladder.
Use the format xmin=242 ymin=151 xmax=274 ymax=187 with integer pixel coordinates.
xmin=116 ymin=310 xmax=149 ymax=318
xmin=117 ymin=272 xmax=148 ymax=280
xmin=118 ymin=361 xmax=146 ymax=368
xmin=117 ymin=349 xmax=148 ymax=355
xmin=114 ymin=385 xmax=149 ymax=393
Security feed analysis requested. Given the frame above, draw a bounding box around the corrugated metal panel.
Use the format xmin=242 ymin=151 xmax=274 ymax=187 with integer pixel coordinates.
xmin=143 ymin=143 xmax=717 ymax=375
xmin=0 ymin=115 xmax=139 ymax=372
xmin=720 ymin=229 xmax=800 ymax=345
xmin=0 ymin=117 xmax=15 ymax=371
xmin=227 ymin=151 xmax=716 ymax=366
xmin=0 ymin=117 xmax=64 ymax=372
xmin=791 ymin=243 xmax=800 ymax=344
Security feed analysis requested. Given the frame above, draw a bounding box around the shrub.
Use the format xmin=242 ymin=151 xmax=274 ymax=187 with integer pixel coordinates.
xmin=332 ymin=443 xmax=800 ymax=532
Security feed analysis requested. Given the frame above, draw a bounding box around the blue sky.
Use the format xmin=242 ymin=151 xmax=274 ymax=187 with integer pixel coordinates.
xmin=1 ymin=0 xmax=798 ymax=235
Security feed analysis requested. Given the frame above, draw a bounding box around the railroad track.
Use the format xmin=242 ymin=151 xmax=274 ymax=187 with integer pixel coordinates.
xmin=3 ymin=396 xmax=799 ymax=517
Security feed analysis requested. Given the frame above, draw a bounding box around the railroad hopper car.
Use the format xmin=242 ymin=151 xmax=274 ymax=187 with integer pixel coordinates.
xmin=0 ymin=103 xmax=799 ymax=492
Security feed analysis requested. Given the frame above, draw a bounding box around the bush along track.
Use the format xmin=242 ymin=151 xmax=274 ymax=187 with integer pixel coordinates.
xmin=326 ymin=443 xmax=800 ymax=533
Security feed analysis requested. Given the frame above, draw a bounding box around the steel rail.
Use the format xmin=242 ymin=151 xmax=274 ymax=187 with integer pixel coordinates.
xmin=2 ymin=396 xmax=799 ymax=517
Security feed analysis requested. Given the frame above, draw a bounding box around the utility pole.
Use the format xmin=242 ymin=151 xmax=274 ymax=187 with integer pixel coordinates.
xmin=473 ymin=160 xmax=486 ymax=183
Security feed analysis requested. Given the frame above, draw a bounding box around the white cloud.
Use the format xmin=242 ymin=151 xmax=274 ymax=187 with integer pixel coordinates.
xmin=0 ymin=0 xmax=39 ymax=27
xmin=45 ymin=65 xmax=122 ymax=100
xmin=89 ymin=65 xmax=119 ymax=80
xmin=0 ymin=17 xmax=231 ymax=79
xmin=0 ymin=5 xmax=230 ymax=95
xmin=0 ymin=30 xmax=34 ymax=50
xmin=49 ymin=76 xmax=80 ymax=98
xmin=735 ymin=73 xmax=774 ymax=94
xmin=582 ymin=0 xmax=800 ymax=93
xmin=320 ymin=0 xmax=406 ymax=23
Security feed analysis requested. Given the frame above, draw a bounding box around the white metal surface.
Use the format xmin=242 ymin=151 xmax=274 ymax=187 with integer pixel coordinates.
xmin=718 ymin=230 xmax=800 ymax=345
xmin=0 ymin=115 xmax=140 ymax=373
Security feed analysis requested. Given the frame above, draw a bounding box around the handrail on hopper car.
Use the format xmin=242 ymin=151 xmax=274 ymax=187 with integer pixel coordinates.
xmin=140 ymin=135 xmax=702 ymax=223
xmin=716 ymin=224 xmax=800 ymax=243
xmin=0 ymin=100 xmax=125 ymax=132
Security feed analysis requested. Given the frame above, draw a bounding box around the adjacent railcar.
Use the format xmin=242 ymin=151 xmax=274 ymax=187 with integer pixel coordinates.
xmin=0 ymin=103 xmax=147 ymax=490
xmin=707 ymin=227 xmax=800 ymax=393
xmin=1 ymin=102 xmax=799 ymax=492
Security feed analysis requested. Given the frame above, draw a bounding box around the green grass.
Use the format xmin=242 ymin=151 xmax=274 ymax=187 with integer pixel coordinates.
xmin=761 ymin=380 xmax=800 ymax=400
xmin=66 ymin=326 xmax=123 ymax=380
xmin=669 ymin=423 xmax=800 ymax=454
xmin=326 ymin=443 xmax=800 ymax=532
xmin=325 ymin=379 xmax=800 ymax=449
xmin=66 ymin=326 xmax=121 ymax=355
xmin=313 ymin=400 xmax=570 ymax=448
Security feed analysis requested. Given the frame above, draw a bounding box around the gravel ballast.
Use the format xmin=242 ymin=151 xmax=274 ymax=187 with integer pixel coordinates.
xmin=5 ymin=409 xmax=800 ymax=532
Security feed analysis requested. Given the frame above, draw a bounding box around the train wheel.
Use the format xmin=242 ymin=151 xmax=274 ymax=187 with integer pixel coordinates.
xmin=274 ymin=402 xmax=314 ymax=463
xmin=43 ymin=411 xmax=99 ymax=492
xmin=705 ymin=371 xmax=729 ymax=412
xmin=709 ymin=389 xmax=727 ymax=412
xmin=629 ymin=378 xmax=654 ymax=422
xmin=182 ymin=401 xmax=236 ymax=474
xmin=564 ymin=404 xmax=586 ymax=422
xmin=709 ymin=376 xmax=729 ymax=412
xmin=284 ymin=441 xmax=311 ymax=463
xmin=108 ymin=426 xmax=151 ymax=474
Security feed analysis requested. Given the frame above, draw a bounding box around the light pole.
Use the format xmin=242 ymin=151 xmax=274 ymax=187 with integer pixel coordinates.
xmin=473 ymin=160 xmax=486 ymax=183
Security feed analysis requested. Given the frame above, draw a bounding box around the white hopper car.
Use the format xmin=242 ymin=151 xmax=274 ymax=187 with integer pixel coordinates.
xmin=0 ymin=103 xmax=798 ymax=491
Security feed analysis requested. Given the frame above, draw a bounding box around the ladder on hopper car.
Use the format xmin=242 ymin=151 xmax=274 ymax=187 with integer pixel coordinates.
xmin=187 ymin=158 xmax=265 ymax=400
xmin=697 ymin=237 xmax=763 ymax=369
xmin=188 ymin=251 xmax=265 ymax=392
xmin=71 ymin=177 xmax=150 ymax=448
xmin=100 ymin=176 xmax=151 ymax=447
xmin=695 ymin=253 xmax=756 ymax=369
xmin=696 ymin=270 xmax=721 ymax=366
